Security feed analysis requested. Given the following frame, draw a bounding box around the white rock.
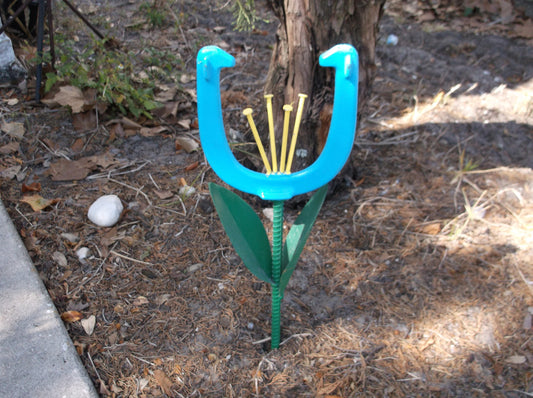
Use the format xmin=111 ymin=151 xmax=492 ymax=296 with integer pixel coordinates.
xmin=262 ymin=208 xmax=274 ymax=222
xmin=88 ymin=195 xmax=123 ymax=227
xmin=179 ymin=185 xmax=196 ymax=197
xmin=76 ymin=247 xmax=90 ymax=260
xmin=386 ymin=34 xmax=398 ymax=46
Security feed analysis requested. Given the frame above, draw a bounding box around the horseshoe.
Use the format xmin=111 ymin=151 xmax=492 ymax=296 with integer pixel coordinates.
xmin=196 ymin=44 xmax=358 ymax=201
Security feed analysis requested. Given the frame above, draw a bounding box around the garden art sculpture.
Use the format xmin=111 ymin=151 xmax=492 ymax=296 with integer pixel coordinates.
xmin=197 ymin=43 xmax=359 ymax=349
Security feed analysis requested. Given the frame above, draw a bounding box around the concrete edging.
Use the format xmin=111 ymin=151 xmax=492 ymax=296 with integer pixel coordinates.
xmin=0 ymin=198 xmax=98 ymax=398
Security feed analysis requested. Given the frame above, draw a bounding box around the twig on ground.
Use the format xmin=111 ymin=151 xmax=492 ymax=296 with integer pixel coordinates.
xmin=130 ymin=354 xmax=155 ymax=366
xmin=14 ymin=204 xmax=34 ymax=227
xmin=356 ymin=130 xmax=419 ymax=146
xmin=38 ymin=138 xmax=71 ymax=160
xmin=110 ymin=250 xmax=153 ymax=266
xmin=107 ymin=177 xmax=152 ymax=206
xmin=252 ymin=336 xmax=271 ymax=345
xmin=280 ymin=332 xmax=313 ymax=346
xmin=87 ymin=161 xmax=150 ymax=180
xmin=154 ymin=203 xmax=187 ymax=217
xmin=149 ymin=173 xmax=160 ymax=190
xmin=87 ymin=351 xmax=103 ymax=383
xmin=513 ymin=262 xmax=533 ymax=296
xmin=70 ymin=252 xmax=109 ymax=296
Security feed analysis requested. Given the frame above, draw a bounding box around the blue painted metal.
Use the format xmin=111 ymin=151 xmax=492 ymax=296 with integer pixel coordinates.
xmin=196 ymin=44 xmax=359 ymax=201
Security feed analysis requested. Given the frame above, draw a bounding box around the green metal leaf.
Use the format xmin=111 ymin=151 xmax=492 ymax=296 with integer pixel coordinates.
xmin=279 ymin=184 xmax=328 ymax=295
xmin=209 ymin=183 xmax=272 ymax=283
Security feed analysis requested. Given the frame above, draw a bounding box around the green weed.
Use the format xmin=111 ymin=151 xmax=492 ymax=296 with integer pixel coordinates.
xmin=42 ymin=34 xmax=163 ymax=119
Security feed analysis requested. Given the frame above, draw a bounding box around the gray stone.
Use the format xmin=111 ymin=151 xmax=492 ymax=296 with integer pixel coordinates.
xmin=0 ymin=21 xmax=27 ymax=83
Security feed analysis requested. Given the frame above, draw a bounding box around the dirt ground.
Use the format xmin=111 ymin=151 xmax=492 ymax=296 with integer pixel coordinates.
xmin=1 ymin=0 xmax=532 ymax=396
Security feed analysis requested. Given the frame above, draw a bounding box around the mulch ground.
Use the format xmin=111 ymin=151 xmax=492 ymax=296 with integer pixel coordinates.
xmin=1 ymin=0 xmax=532 ymax=396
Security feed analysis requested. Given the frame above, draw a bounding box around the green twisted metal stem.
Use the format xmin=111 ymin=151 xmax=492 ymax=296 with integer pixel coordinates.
xmin=271 ymin=200 xmax=284 ymax=349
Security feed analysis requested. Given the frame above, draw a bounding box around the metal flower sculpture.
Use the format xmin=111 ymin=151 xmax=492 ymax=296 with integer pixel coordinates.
xmin=197 ymin=44 xmax=359 ymax=349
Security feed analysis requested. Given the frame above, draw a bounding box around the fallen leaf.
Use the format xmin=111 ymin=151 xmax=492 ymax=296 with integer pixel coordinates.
xmin=100 ymin=227 xmax=121 ymax=247
xmin=89 ymin=152 xmax=118 ymax=169
xmin=137 ymin=378 xmax=149 ymax=392
xmin=0 ymin=165 xmax=21 ymax=179
xmin=45 ymin=158 xmax=95 ymax=181
xmin=41 ymin=85 xmax=86 ymax=113
xmin=71 ymin=137 xmax=85 ymax=153
xmin=155 ymin=294 xmax=171 ymax=305
xmin=61 ymin=310 xmax=84 ymax=323
xmin=175 ymin=136 xmax=199 ymax=153
xmin=72 ymin=110 xmax=97 ymax=132
xmin=20 ymin=194 xmax=60 ymax=211
xmin=119 ymin=117 xmax=143 ymax=129
xmin=42 ymin=138 xmax=58 ymax=150
xmin=506 ymin=355 xmax=526 ymax=364
xmin=21 ymin=182 xmax=41 ymax=193
xmin=515 ymin=19 xmax=533 ymax=39
xmin=184 ymin=88 xmax=197 ymax=101
xmin=498 ymin=0 xmax=514 ymax=23
xmin=252 ymin=29 xmax=269 ymax=36
xmin=177 ymin=119 xmax=191 ymax=130
xmin=154 ymin=86 xmax=178 ymax=102
xmin=1 ymin=121 xmax=25 ymax=139
xmin=81 ymin=315 xmax=96 ymax=335
xmin=140 ymin=125 xmax=169 ymax=137
xmin=184 ymin=161 xmax=199 ymax=171
xmin=419 ymin=11 xmax=435 ymax=22
xmin=99 ymin=380 xmax=111 ymax=396
xmin=74 ymin=341 xmax=86 ymax=355
xmin=133 ymin=296 xmax=149 ymax=306
xmin=420 ymin=223 xmax=441 ymax=235
xmin=109 ymin=123 xmax=124 ymax=140
xmin=110 ymin=384 xmax=122 ymax=394
xmin=52 ymin=251 xmax=68 ymax=267
xmin=214 ymin=39 xmax=230 ymax=50
xmin=179 ymin=74 xmax=195 ymax=84
xmin=154 ymin=189 xmax=174 ymax=199
xmin=61 ymin=232 xmax=79 ymax=243
xmin=153 ymin=369 xmax=173 ymax=396
xmin=0 ymin=142 xmax=20 ymax=154
xmin=153 ymin=101 xmax=179 ymax=118
xmin=221 ymin=90 xmax=247 ymax=105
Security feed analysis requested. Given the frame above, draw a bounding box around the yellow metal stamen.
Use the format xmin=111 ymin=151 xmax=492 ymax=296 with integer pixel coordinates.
xmin=264 ymin=94 xmax=277 ymax=173
xmin=279 ymin=104 xmax=293 ymax=173
xmin=285 ymin=93 xmax=308 ymax=174
xmin=243 ymin=108 xmax=272 ymax=174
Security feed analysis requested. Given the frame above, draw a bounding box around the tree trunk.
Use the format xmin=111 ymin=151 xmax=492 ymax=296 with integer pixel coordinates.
xmin=264 ymin=0 xmax=385 ymax=175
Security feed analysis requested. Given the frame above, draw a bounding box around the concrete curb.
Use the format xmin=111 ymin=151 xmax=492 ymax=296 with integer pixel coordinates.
xmin=0 ymin=198 xmax=98 ymax=398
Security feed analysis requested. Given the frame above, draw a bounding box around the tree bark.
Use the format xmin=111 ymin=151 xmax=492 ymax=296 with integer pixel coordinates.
xmin=264 ymin=0 xmax=385 ymax=174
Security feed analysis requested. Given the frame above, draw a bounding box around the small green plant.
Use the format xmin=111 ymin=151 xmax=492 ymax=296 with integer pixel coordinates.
xmin=458 ymin=148 xmax=479 ymax=173
xmin=141 ymin=47 xmax=182 ymax=79
xmin=43 ymin=34 xmax=161 ymax=118
xmin=443 ymin=188 xmax=489 ymax=238
xmin=231 ymin=0 xmax=260 ymax=31
xmin=139 ymin=1 xmax=166 ymax=28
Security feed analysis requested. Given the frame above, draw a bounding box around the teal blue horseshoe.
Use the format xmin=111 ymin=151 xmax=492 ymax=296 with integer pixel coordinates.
xmin=196 ymin=44 xmax=358 ymax=201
